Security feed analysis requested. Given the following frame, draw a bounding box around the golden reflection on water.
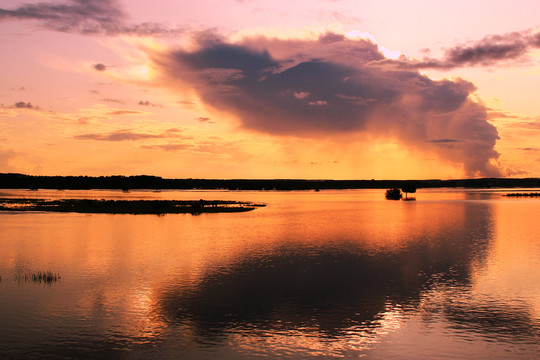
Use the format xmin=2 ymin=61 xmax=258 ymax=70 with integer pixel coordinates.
xmin=0 ymin=189 xmax=539 ymax=358
xmin=473 ymin=199 xmax=540 ymax=319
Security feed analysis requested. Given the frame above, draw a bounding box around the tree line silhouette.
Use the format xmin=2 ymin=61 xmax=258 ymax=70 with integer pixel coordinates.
xmin=2 ymin=173 xmax=540 ymax=190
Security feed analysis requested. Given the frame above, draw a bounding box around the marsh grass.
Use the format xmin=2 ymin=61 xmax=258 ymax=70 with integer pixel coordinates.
xmin=11 ymin=271 xmax=61 ymax=285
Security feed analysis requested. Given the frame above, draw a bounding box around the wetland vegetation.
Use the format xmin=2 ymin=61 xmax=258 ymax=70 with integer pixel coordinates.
xmin=503 ymin=192 xmax=540 ymax=197
xmin=0 ymin=198 xmax=264 ymax=214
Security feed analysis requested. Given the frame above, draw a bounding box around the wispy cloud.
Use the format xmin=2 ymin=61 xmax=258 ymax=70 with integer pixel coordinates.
xmin=380 ymin=28 xmax=540 ymax=70
xmin=517 ymin=121 xmax=540 ymax=130
xmin=74 ymin=128 xmax=189 ymax=141
xmin=107 ymin=110 xmax=142 ymax=116
xmin=439 ymin=30 xmax=540 ymax=68
xmin=426 ymin=139 xmax=461 ymax=143
xmin=51 ymin=106 xmax=150 ymax=125
xmin=138 ymin=100 xmax=162 ymax=107
xmin=196 ymin=117 xmax=215 ymax=124
xmin=321 ymin=11 xmax=362 ymax=26
xmin=141 ymin=144 xmax=190 ymax=151
xmin=101 ymin=98 xmax=124 ymax=104
xmin=0 ymin=0 xmax=184 ymax=36
xmin=487 ymin=110 xmax=519 ymax=120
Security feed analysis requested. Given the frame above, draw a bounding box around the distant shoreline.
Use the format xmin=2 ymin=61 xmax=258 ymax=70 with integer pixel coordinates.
xmin=2 ymin=173 xmax=540 ymax=191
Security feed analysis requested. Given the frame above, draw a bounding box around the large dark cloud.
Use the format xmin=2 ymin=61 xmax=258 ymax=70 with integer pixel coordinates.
xmin=153 ymin=34 xmax=501 ymax=176
xmin=0 ymin=0 xmax=182 ymax=36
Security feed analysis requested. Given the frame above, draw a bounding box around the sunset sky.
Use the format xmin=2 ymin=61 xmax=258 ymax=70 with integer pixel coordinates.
xmin=1 ymin=0 xmax=540 ymax=179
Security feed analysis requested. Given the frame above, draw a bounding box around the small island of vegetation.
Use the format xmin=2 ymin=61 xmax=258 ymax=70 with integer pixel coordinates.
xmin=385 ymin=186 xmax=417 ymax=200
xmin=503 ymin=192 xmax=540 ymax=197
xmin=0 ymin=198 xmax=265 ymax=215
xmin=385 ymin=188 xmax=402 ymax=200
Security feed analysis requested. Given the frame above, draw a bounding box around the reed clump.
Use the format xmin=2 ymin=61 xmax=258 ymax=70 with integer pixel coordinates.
xmin=13 ymin=271 xmax=61 ymax=284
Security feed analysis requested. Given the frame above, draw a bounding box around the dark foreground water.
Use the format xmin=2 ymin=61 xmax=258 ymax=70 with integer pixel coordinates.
xmin=0 ymin=189 xmax=539 ymax=359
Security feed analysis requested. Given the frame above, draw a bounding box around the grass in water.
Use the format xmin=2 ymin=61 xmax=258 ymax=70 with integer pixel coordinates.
xmin=10 ymin=271 xmax=61 ymax=285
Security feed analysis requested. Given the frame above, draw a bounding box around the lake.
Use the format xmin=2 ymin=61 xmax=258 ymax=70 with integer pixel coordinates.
xmin=0 ymin=188 xmax=539 ymax=359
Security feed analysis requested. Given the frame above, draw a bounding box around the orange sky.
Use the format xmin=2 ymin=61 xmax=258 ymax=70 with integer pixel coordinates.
xmin=1 ymin=0 xmax=540 ymax=179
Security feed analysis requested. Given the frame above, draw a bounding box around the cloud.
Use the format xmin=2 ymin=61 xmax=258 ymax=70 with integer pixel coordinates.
xmin=14 ymin=101 xmax=35 ymax=109
xmin=487 ymin=110 xmax=519 ymax=120
xmin=321 ymin=11 xmax=362 ymax=26
xmin=101 ymin=98 xmax=124 ymax=104
xmin=75 ymin=130 xmax=162 ymax=141
xmin=2 ymin=101 xmax=44 ymax=112
xmin=308 ymin=100 xmax=328 ymax=106
xmin=138 ymin=100 xmax=161 ymax=107
xmin=439 ymin=29 xmax=540 ymax=68
xmin=74 ymin=128 xmax=187 ymax=141
xmin=141 ymin=144 xmax=190 ymax=151
xmin=293 ymin=91 xmax=310 ymax=99
xmin=196 ymin=117 xmax=215 ymax=124
xmin=503 ymin=167 xmax=528 ymax=176
xmin=318 ymin=31 xmax=346 ymax=44
xmin=515 ymin=121 xmax=540 ymax=130
xmin=152 ymin=33 xmax=501 ymax=177
xmin=0 ymin=0 xmax=183 ymax=36
xmin=383 ymin=28 xmax=540 ymax=70
xmin=57 ymin=106 xmax=149 ymax=125
xmin=93 ymin=63 xmax=107 ymax=71
xmin=426 ymin=139 xmax=461 ymax=143
xmin=107 ymin=110 xmax=142 ymax=116
xmin=77 ymin=116 xmax=94 ymax=125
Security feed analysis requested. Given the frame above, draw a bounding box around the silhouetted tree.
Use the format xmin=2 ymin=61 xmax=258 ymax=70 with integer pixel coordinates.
xmin=401 ymin=185 xmax=417 ymax=199
xmin=385 ymin=188 xmax=402 ymax=200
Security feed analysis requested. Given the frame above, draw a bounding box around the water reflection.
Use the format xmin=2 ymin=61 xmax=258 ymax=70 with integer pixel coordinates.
xmin=444 ymin=297 xmax=539 ymax=341
xmin=1 ymin=190 xmax=540 ymax=358
xmin=155 ymin=198 xmax=495 ymax=350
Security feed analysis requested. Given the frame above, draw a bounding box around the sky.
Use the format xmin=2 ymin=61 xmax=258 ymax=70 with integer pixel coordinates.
xmin=1 ymin=0 xmax=540 ymax=179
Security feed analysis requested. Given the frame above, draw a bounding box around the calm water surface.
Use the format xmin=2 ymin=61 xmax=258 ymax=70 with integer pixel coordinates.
xmin=0 ymin=189 xmax=539 ymax=359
